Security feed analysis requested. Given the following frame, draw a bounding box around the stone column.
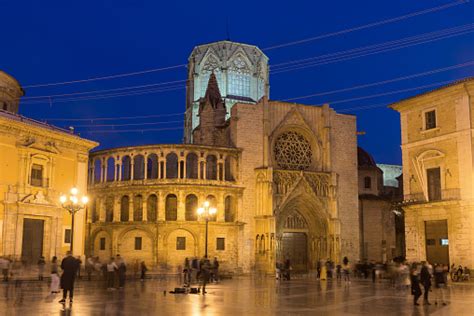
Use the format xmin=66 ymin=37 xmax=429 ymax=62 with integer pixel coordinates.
xmin=142 ymin=197 xmax=148 ymax=222
xmin=144 ymin=156 xmax=149 ymax=179
xmin=117 ymin=162 xmax=122 ymax=181
xmin=158 ymin=192 xmax=165 ymax=221
xmin=128 ymin=196 xmax=133 ymax=222
xmin=217 ymin=193 xmax=225 ymax=222
xmin=113 ymin=196 xmax=120 ymax=222
xmin=177 ymin=191 xmax=185 ymax=221
xmin=103 ymin=162 xmax=108 ymax=183
xmin=130 ymin=161 xmax=135 ymax=180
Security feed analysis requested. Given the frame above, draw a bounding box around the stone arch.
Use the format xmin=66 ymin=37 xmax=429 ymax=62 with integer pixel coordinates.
xmin=122 ymin=156 xmax=131 ymax=181
xmin=166 ymin=152 xmax=178 ymax=179
xmin=106 ymin=157 xmax=115 ymax=182
xmin=91 ymin=228 xmax=112 ymax=261
xmin=134 ymin=154 xmax=145 ymax=180
xmin=164 ymin=228 xmax=197 ymax=269
xmin=186 ymin=152 xmax=199 ymax=179
xmin=120 ymin=195 xmax=130 ymax=222
xmin=165 ymin=194 xmax=178 ymax=221
xmin=117 ymin=227 xmax=156 ymax=267
xmin=147 ymin=194 xmax=158 ymax=222
xmin=147 ymin=153 xmax=158 ymax=179
xmin=206 ymin=155 xmax=217 ymax=180
xmin=185 ymin=194 xmax=198 ymax=221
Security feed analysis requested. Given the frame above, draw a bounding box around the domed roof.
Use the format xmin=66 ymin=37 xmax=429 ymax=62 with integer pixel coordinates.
xmin=357 ymin=147 xmax=377 ymax=167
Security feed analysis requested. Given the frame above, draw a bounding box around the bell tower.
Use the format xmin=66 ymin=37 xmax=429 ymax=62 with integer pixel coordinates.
xmin=0 ymin=71 xmax=24 ymax=114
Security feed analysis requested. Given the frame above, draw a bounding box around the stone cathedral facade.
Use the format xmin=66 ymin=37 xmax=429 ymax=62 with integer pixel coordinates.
xmin=86 ymin=40 xmax=359 ymax=273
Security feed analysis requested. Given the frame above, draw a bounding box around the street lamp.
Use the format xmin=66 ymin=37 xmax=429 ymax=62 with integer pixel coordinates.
xmin=197 ymin=201 xmax=217 ymax=258
xmin=59 ymin=187 xmax=88 ymax=253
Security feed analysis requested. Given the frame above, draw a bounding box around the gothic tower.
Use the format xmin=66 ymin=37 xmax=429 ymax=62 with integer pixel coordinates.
xmin=184 ymin=40 xmax=269 ymax=143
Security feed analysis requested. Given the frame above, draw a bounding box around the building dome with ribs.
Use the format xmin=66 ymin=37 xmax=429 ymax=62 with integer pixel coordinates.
xmin=357 ymin=146 xmax=377 ymax=167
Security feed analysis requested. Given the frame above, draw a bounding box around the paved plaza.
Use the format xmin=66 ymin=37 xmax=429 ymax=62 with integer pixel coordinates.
xmin=1 ymin=276 xmax=473 ymax=315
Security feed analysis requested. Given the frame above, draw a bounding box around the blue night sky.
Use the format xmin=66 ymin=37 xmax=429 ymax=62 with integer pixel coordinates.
xmin=1 ymin=0 xmax=473 ymax=165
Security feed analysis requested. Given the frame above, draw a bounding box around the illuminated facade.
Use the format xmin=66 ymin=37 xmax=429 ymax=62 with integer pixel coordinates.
xmin=0 ymin=71 xmax=98 ymax=261
xmin=391 ymin=78 xmax=474 ymax=267
xmin=87 ymin=41 xmax=360 ymax=273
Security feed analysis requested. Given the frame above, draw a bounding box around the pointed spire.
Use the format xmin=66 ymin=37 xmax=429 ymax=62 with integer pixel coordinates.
xmin=203 ymin=72 xmax=223 ymax=108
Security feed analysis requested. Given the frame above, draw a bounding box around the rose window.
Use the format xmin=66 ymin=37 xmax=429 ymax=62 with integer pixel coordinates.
xmin=274 ymin=131 xmax=312 ymax=170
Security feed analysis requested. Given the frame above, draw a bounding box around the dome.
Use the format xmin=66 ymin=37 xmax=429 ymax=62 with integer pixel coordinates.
xmin=357 ymin=147 xmax=377 ymax=167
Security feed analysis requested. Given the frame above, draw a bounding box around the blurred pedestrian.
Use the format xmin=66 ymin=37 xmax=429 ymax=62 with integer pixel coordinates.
xmin=59 ymin=251 xmax=79 ymax=304
xmin=410 ymin=266 xmax=422 ymax=306
xmin=50 ymin=256 xmax=60 ymax=294
xmin=140 ymin=261 xmax=148 ymax=281
xmin=212 ymin=257 xmax=219 ymax=283
xmin=1 ymin=256 xmax=11 ymax=282
xmin=420 ymin=262 xmax=432 ymax=305
xmin=200 ymin=258 xmax=211 ymax=294
xmin=37 ymin=256 xmax=45 ymax=281
xmin=116 ymin=255 xmax=126 ymax=288
xmin=433 ymin=264 xmax=448 ymax=305
xmin=106 ymin=257 xmax=118 ymax=290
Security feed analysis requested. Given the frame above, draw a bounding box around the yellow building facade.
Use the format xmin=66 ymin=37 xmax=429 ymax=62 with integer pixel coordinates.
xmin=391 ymin=78 xmax=474 ymax=267
xmin=0 ymin=71 xmax=98 ymax=262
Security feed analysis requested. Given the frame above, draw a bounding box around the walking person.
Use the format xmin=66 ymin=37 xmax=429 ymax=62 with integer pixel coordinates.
xmin=37 ymin=256 xmax=46 ymax=281
xmin=85 ymin=256 xmax=94 ymax=281
xmin=140 ymin=261 xmax=148 ymax=281
xmin=1 ymin=256 xmax=11 ymax=282
xmin=433 ymin=264 xmax=448 ymax=305
xmin=420 ymin=262 xmax=432 ymax=305
xmin=116 ymin=255 xmax=126 ymax=288
xmin=212 ymin=257 xmax=219 ymax=283
xmin=342 ymin=256 xmax=351 ymax=283
xmin=183 ymin=258 xmax=191 ymax=286
xmin=59 ymin=251 xmax=80 ymax=304
xmin=50 ymin=256 xmax=60 ymax=294
xmin=410 ymin=265 xmax=422 ymax=306
xmin=106 ymin=257 xmax=118 ymax=290
xmin=200 ymin=258 xmax=211 ymax=294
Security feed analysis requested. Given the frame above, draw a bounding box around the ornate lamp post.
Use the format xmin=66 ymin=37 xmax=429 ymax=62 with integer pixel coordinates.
xmin=197 ymin=201 xmax=217 ymax=258
xmin=59 ymin=187 xmax=88 ymax=253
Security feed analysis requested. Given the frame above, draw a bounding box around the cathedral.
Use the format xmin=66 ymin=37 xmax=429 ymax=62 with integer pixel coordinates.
xmin=86 ymin=40 xmax=360 ymax=273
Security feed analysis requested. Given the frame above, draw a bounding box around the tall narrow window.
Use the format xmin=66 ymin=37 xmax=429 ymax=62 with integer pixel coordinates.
xmin=134 ymin=195 xmax=143 ymax=221
xmin=100 ymin=237 xmax=106 ymax=250
xmin=216 ymin=237 xmax=225 ymax=250
xmin=176 ymin=237 xmax=186 ymax=250
xmin=225 ymin=196 xmax=235 ymax=222
xmin=135 ymin=237 xmax=142 ymax=250
xmin=120 ymin=196 xmax=130 ymax=222
xmin=64 ymin=229 xmax=71 ymax=244
xmin=31 ymin=164 xmax=44 ymax=187
xmin=185 ymin=194 xmax=198 ymax=221
xmin=425 ymin=110 xmax=437 ymax=130
xmin=364 ymin=176 xmax=372 ymax=189
xmin=427 ymin=167 xmax=441 ymax=201
xmin=105 ymin=196 xmax=114 ymax=222
xmin=147 ymin=194 xmax=157 ymax=222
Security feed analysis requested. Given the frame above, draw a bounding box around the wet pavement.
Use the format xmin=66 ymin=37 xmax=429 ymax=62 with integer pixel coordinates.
xmin=1 ymin=276 xmax=473 ymax=315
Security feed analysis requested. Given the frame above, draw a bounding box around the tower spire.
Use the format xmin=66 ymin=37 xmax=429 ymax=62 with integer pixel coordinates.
xmin=203 ymin=72 xmax=223 ymax=108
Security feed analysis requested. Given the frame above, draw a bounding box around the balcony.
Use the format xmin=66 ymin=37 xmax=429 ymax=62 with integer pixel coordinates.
xmin=402 ymin=188 xmax=461 ymax=204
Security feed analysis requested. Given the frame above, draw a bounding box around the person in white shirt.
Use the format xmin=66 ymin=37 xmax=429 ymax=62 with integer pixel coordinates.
xmin=106 ymin=257 xmax=118 ymax=290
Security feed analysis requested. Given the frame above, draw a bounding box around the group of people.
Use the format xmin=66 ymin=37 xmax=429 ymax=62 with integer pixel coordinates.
xmin=410 ymin=262 xmax=449 ymax=306
xmin=276 ymin=259 xmax=292 ymax=281
xmin=183 ymin=257 xmax=220 ymax=294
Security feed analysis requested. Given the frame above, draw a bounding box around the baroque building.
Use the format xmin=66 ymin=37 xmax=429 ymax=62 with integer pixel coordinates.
xmin=391 ymin=78 xmax=474 ymax=267
xmin=0 ymin=71 xmax=98 ymax=262
xmin=87 ymin=40 xmax=360 ymax=273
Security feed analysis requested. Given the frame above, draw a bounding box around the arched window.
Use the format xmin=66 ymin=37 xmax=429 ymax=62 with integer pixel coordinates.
xmin=147 ymin=154 xmax=158 ymax=179
xmin=364 ymin=176 xmax=372 ymax=189
xmin=106 ymin=157 xmax=115 ymax=182
xmin=133 ymin=195 xmax=143 ymax=221
xmin=91 ymin=199 xmax=98 ymax=223
xmin=255 ymin=235 xmax=260 ymax=253
xmin=224 ymin=196 xmax=235 ymax=222
xmin=185 ymin=194 xmax=198 ymax=221
xmin=225 ymin=156 xmax=235 ymax=181
xmin=122 ymin=156 xmax=131 ymax=181
xmin=166 ymin=153 xmax=178 ymax=179
xmin=105 ymin=196 xmax=114 ymax=222
xmin=94 ymin=159 xmax=101 ymax=183
xmin=260 ymin=235 xmax=265 ymax=253
xmin=165 ymin=194 xmax=177 ymax=221
xmin=133 ymin=155 xmax=145 ymax=180
xmin=147 ymin=194 xmax=157 ymax=221
xmin=206 ymin=195 xmax=217 ymax=221
xmin=186 ymin=153 xmax=198 ymax=179
xmin=120 ymin=196 xmax=129 ymax=222
xmin=206 ymin=155 xmax=217 ymax=180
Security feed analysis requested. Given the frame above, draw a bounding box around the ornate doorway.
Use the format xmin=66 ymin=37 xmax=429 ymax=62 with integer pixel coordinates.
xmin=22 ymin=218 xmax=44 ymax=263
xmin=282 ymin=232 xmax=308 ymax=271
